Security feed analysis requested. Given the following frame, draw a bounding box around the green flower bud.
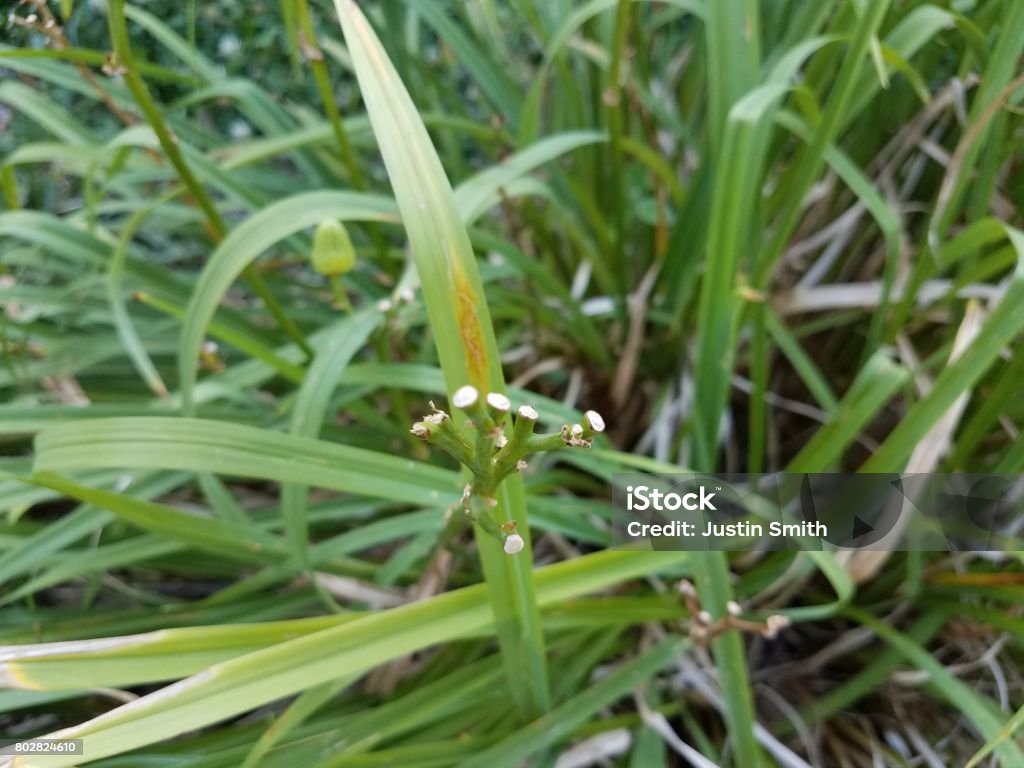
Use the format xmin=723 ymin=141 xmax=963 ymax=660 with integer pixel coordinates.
xmin=311 ymin=218 xmax=356 ymax=276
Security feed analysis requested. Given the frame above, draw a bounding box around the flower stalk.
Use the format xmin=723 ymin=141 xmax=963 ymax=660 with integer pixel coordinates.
xmin=677 ymin=580 xmax=791 ymax=643
xmin=412 ymin=388 xmax=605 ymax=554
xmin=311 ymin=218 xmax=357 ymax=312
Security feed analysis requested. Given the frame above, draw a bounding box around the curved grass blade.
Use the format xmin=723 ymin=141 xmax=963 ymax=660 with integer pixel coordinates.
xmin=121 ymin=4 xmax=222 ymax=82
xmin=107 ymin=193 xmax=177 ymax=398
xmin=931 ymin=0 xmax=1024 ymax=239
xmin=178 ymin=191 xmax=398 ymax=412
xmin=0 ymin=81 xmax=96 ymax=145
xmin=33 ymin=417 xmax=459 ymax=507
xmin=453 ymin=130 xmax=605 ymax=225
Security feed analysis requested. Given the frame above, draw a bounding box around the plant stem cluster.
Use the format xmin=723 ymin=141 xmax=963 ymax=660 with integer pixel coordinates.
xmin=411 ymin=385 xmax=605 ymax=554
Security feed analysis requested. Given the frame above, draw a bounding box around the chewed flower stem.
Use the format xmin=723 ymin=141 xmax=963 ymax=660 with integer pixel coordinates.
xmin=411 ymin=387 xmax=606 ymax=555
xmin=676 ymin=579 xmax=792 ymax=643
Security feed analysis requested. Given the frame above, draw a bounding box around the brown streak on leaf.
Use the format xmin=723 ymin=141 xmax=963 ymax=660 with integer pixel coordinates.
xmin=930 ymin=572 xmax=1024 ymax=587
xmin=452 ymin=266 xmax=489 ymax=390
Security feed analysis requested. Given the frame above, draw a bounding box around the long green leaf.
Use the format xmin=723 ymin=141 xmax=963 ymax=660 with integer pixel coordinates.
xmin=14 ymin=550 xmax=687 ymax=766
xmin=34 ymin=418 xmax=459 ymax=506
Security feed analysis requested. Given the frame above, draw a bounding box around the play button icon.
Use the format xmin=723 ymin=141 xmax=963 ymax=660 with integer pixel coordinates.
xmin=851 ymin=515 xmax=874 ymax=540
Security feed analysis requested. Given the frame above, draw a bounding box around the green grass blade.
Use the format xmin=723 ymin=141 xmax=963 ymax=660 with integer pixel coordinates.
xmin=282 ymin=307 xmax=383 ymax=596
xmin=455 ymin=636 xmax=689 ymax=768
xmin=849 ymin=606 xmax=1024 ymax=766
xmin=416 ymin=3 xmax=522 ymax=126
xmin=691 ymin=33 xmax=836 ymax=470
xmin=33 ymin=417 xmax=459 ymax=506
xmin=966 ymin=701 xmax=1024 ymax=768
xmin=13 ymin=550 xmax=686 ymax=765
xmin=106 ymin=195 xmax=175 ymax=398
xmin=0 ymin=471 xmax=187 ymax=585
xmin=0 ymin=615 xmax=357 ymax=691
xmin=705 ymin=0 xmax=760 ymax=152
xmin=760 ymin=0 xmax=892 ymax=276
xmin=788 ymin=349 xmax=909 ymax=472
xmin=864 ymin=228 xmax=1024 ymax=470
xmin=121 ymin=4 xmax=221 ymax=82
xmin=0 ymin=81 xmax=96 ymax=145
xmin=931 ymin=0 xmax=1024 ymax=238
xmin=689 ymin=33 xmax=844 ymax=767
xmin=25 ymin=471 xmax=289 ymax=563
xmin=765 ymin=311 xmax=838 ymax=413
xmin=453 ymin=131 xmax=605 ymax=224
xmin=240 ymin=676 xmax=359 ymax=768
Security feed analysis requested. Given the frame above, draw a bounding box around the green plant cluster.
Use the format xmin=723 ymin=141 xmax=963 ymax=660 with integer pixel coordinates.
xmin=1 ymin=0 xmax=1023 ymax=766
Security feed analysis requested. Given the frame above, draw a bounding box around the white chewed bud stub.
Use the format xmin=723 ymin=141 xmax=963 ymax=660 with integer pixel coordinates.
xmin=727 ymin=601 xmax=742 ymax=617
xmin=503 ymin=533 xmax=525 ymax=555
xmin=410 ymin=423 xmax=429 ymax=439
xmin=452 ymin=385 xmax=479 ymax=409
xmin=424 ymin=410 xmax=447 ymax=424
xmin=516 ymin=459 xmax=528 ymax=471
xmin=376 ymin=298 xmax=393 ymax=312
xmin=495 ymin=434 xmax=508 ymax=448
xmin=398 ymin=287 xmax=415 ymax=303
xmin=763 ymin=614 xmax=791 ymax=639
xmin=486 ymin=392 xmax=511 ymax=412
xmin=697 ymin=610 xmax=713 ymax=625
xmin=584 ymin=410 xmax=605 ymax=433
xmin=518 ymin=404 xmax=539 ymax=421
xmin=202 ymin=340 xmax=219 ymax=355
xmin=677 ymin=579 xmax=696 ymax=597
xmin=562 ymin=423 xmax=593 ymax=447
